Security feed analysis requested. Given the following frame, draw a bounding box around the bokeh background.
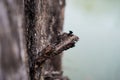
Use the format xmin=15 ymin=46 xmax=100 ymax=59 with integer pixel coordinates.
xmin=63 ymin=0 xmax=120 ymax=80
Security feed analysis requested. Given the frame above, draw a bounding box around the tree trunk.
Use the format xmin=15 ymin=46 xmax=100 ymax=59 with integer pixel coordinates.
xmin=0 ymin=0 xmax=28 ymax=80
xmin=0 ymin=0 xmax=78 ymax=80
xmin=24 ymin=0 xmax=66 ymax=79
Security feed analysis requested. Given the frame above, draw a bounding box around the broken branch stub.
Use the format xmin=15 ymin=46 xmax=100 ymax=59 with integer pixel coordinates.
xmin=36 ymin=31 xmax=79 ymax=64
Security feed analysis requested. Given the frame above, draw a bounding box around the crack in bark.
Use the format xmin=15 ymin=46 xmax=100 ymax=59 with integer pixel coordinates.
xmin=24 ymin=0 xmax=37 ymax=80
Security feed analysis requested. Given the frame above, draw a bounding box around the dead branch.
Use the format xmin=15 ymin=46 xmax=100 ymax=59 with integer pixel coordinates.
xmin=35 ymin=31 xmax=79 ymax=66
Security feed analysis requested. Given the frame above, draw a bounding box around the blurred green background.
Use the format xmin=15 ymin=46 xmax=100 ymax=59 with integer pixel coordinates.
xmin=63 ymin=0 xmax=120 ymax=80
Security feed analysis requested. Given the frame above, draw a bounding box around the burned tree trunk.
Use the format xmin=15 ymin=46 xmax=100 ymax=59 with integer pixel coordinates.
xmin=0 ymin=0 xmax=78 ymax=80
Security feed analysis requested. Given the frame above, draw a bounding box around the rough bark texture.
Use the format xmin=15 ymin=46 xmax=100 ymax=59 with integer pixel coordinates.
xmin=0 ymin=0 xmax=79 ymax=80
xmin=24 ymin=0 xmax=66 ymax=80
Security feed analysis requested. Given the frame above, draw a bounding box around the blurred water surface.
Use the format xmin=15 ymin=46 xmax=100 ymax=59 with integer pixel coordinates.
xmin=63 ymin=0 xmax=120 ymax=80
